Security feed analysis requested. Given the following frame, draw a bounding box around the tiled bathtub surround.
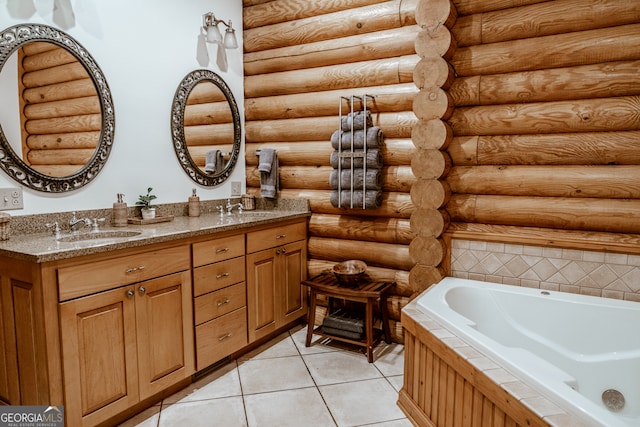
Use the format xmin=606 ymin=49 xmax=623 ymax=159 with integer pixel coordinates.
xmin=451 ymin=239 xmax=640 ymax=302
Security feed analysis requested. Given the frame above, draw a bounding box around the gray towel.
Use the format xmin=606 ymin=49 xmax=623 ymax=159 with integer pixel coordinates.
xmin=330 ymin=127 xmax=383 ymax=150
xmin=330 ymin=149 xmax=382 ymax=169
xmin=259 ymin=149 xmax=278 ymax=199
xmin=341 ymin=110 xmax=372 ymax=131
xmin=329 ymin=169 xmax=382 ymax=190
xmin=205 ymin=150 xmax=224 ymax=174
xmin=330 ymin=190 xmax=382 ymax=209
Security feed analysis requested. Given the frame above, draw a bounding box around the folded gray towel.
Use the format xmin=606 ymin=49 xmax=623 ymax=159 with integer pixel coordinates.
xmin=330 ymin=127 xmax=383 ymax=150
xmin=330 ymin=149 xmax=382 ymax=169
xmin=258 ymin=148 xmax=274 ymax=173
xmin=330 ymin=189 xmax=382 ymax=209
xmin=329 ymin=169 xmax=382 ymax=190
xmin=341 ymin=110 xmax=372 ymax=131
xmin=259 ymin=149 xmax=278 ymax=199
xmin=205 ymin=150 xmax=224 ymax=174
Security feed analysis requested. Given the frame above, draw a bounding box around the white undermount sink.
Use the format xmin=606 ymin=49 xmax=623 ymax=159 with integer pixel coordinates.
xmin=56 ymin=230 xmax=142 ymax=242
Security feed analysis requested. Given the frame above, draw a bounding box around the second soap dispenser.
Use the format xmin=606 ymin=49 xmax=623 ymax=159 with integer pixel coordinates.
xmin=188 ymin=188 xmax=200 ymax=217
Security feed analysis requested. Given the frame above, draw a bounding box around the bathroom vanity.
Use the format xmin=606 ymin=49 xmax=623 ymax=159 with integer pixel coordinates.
xmin=0 ymin=208 xmax=309 ymax=427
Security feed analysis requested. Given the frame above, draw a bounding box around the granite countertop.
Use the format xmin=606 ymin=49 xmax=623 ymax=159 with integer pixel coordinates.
xmin=0 ymin=209 xmax=310 ymax=263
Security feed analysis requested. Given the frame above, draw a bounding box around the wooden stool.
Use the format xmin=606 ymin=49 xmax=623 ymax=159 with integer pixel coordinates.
xmin=304 ymin=272 xmax=393 ymax=362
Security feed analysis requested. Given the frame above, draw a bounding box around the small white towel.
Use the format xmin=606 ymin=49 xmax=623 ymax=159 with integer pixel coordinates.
xmin=205 ymin=150 xmax=224 ymax=174
xmin=259 ymin=149 xmax=278 ymax=199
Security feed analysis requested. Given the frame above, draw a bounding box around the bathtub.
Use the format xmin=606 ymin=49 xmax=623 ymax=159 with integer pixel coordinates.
xmin=409 ymin=277 xmax=640 ymax=427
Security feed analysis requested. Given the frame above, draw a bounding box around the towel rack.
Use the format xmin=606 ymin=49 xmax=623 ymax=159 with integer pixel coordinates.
xmin=336 ymin=94 xmax=377 ymax=209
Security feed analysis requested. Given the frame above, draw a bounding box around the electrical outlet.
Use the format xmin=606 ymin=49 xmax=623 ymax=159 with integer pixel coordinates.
xmin=230 ymin=181 xmax=241 ymax=197
xmin=0 ymin=187 xmax=23 ymax=210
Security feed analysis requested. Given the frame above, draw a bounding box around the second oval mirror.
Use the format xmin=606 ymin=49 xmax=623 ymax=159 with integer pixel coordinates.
xmin=170 ymin=69 xmax=240 ymax=186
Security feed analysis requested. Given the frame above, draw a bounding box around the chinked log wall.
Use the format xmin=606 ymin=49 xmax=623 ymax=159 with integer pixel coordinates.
xmin=19 ymin=42 xmax=100 ymax=177
xmin=242 ymin=0 xmax=421 ymax=342
xmin=412 ymin=0 xmax=640 ymax=291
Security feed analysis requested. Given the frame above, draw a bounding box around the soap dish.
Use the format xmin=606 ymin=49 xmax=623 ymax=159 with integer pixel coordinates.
xmin=127 ymin=215 xmax=174 ymax=225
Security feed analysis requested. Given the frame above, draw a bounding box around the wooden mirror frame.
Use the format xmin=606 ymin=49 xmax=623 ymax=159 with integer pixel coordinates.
xmin=170 ymin=69 xmax=241 ymax=186
xmin=0 ymin=23 xmax=115 ymax=192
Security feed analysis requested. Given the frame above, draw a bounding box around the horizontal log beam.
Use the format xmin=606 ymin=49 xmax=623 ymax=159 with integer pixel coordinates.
xmin=25 ymin=114 xmax=101 ymax=135
xmin=445 ymin=222 xmax=640 ymax=256
xmin=451 ymin=23 xmax=640 ymax=77
xmin=245 ymin=55 xmax=419 ymax=98
xmin=452 ymin=0 xmax=640 ymax=46
xmin=308 ymin=236 xmax=414 ymax=271
xmin=22 ymin=62 xmax=90 ymax=87
xmin=184 ymin=102 xmax=233 ymax=126
xmin=21 ymin=46 xmax=77 ymax=71
xmin=26 ymin=132 xmax=99 ymax=150
xmin=309 ymin=213 xmax=412 ymax=244
xmin=23 ymin=96 xmax=100 ymax=120
xmin=448 ymin=131 xmax=640 ymax=166
xmin=245 ymin=111 xmax=417 ymax=142
xmin=448 ymin=96 xmax=640 ymax=136
xmin=27 ymin=149 xmax=94 ymax=165
xmin=245 ymin=83 xmax=417 ymax=120
xmin=23 ymin=79 xmax=97 ymax=104
xmin=447 ymin=165 xmax=640 ymax=199
xmin=244 ymin=1 xmax=416 ymax=53
xmin=244 ymin=25 xmax=419 ymax=75
xmin=184 ymin=124 xmax=234 ymax=145
xmin=447 ymin=194 xmax=640 ymax=233
xmin=451 ymin=0 xmax=548 ymax=16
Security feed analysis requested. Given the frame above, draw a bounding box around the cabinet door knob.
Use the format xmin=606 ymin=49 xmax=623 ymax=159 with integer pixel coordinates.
xmin=276 ymin=249 xmax=281 ymax=255
xmin=216 ymin=272 xmax=230 ymax=279
xmin=126 ymin=289 xmax=135 ymax=298
xmin=281 ymin=247 xmax=287 ymax=254
xmin=138 ymin=286 xmax=146 ymax=295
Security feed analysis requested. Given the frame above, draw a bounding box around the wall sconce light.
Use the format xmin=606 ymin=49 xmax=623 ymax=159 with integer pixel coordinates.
xmin=202 ymin=12 xmax=238 ymax=49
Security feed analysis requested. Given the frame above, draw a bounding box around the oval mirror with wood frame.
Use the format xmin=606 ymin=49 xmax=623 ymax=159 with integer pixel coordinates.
xmin=171 ymin=69 xmax=241 ymax=186
xmin=0 ymin=23 xmax=115 ymax=192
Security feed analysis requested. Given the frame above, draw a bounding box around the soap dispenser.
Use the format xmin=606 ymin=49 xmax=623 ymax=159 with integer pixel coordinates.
xmin=188 ymin=188 xmax=200 ymax=217
xmin=113 ymin=193 xmax=128 ymax=227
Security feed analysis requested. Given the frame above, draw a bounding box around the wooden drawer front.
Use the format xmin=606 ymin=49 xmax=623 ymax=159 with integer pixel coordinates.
xmin=196 ymin=307 xmax=247 ymax=371
xmin=193 ymin=256 xmax=245 ymax=297
xmin=246 ymin=221 xmax=306 ymax=253
xmin=58 ymin=246 xmax=190 ymax=301
xmin=194 ymin=282 xmax=246 ymax=325
xmin=193 ymin=234 xmax=245 ymax=267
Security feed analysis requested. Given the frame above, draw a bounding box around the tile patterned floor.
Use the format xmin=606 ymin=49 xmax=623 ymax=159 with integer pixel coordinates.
xmin=119 ymin=324 xmax=410 ymax=427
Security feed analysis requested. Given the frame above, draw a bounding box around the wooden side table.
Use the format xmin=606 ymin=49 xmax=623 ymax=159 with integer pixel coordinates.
xmin=304 ymin=272 xmax=393 ymax=362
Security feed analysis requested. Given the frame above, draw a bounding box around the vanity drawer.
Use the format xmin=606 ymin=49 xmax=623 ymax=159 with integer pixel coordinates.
xmin=58 ymin=245 xmax=190 ymax=301
xmin=246 ymin=221 xmax=306 ymax=253
xmin=194 ymin=282 xmax=246 ymax=325
xmin=193 ymin=234 xmax=245 ymax=267
xmin=193 ymin=256 xmax=245 ymax=297
xmin=196 ymin=307 xmax=247 ymax=370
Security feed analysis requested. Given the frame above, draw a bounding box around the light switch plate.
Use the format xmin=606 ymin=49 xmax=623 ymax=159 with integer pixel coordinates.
xmin=230 ymin=181 xmax=241 ymax=196
xmin=0 ymin=187 xmax=23 ymax=210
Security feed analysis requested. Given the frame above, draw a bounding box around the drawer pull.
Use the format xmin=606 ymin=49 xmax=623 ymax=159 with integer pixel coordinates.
xmin=216 ymin=272 xmax=230 ymax=279
xmin=125 ymin=266 xmax=145 ymax=273
xmin=218 ymin=332 xmax=232 ymax=341
xmin=215 ymin=248 xmax=230 ymax=253
xmin=276 ymin=234 xmax=286 ymax=239
xmin=217 ymin=298 xmax=230 ymax=307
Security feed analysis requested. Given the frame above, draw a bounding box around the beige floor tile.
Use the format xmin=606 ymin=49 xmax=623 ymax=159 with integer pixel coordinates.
xmin=365 ymin=419 xmax=415 ymax=427
xmin=386 ymin=375 xmax=404 ymax=392
xmin=303 ymin=350 xmax=382 ymax=386
xmin=373 ymin=343 xmax=405 ymax=377
xmin=158 ymin=396 xmax=246 ymax=427
xmin=244 ymin=387 xmax=336 ymax=427
xmin=116 ymin=405 xmax=160 ymax=427
xmin=289 ymin=324 xmax=341 ymax=355
xmin=239 ymin=331 xmax=299 ymax=361
xmin=319 ymin=378 xmax=406 ymax=426
xmin=238 ymin=355 xmax=315 ymax=394
xmin=163 ymin=361 xmax=241 ymax=404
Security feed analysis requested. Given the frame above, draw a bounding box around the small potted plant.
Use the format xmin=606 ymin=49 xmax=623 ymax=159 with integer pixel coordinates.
xmin=137 ymin=187 xmax=157 ymax=219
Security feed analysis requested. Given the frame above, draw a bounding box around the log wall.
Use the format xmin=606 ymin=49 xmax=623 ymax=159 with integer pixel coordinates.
xmin=19 ymin=42 xmax=100 ymax=177
xmin=411 ymin=0 xmax=640 ymax=290
xmin=242 ymin=0 xmax=420 ymax=342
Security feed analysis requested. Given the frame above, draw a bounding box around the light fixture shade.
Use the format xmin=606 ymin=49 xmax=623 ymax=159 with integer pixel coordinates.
xmin=224 ymin=27 xmax=238 ymax=49
xmin=206 ymin=25 xmax=222 ymax=43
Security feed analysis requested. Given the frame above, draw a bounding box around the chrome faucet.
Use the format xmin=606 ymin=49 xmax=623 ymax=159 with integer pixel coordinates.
xmin=69 ymin=211 xmax=91 ymax=232
xmin=226 ymin=199 xmax=243 ymax=215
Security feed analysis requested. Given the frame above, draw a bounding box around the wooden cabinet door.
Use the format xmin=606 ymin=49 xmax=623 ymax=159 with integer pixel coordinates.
xmin=60 ymin=286 xmax=139 ymax=427
xmin=135 ymin=271 xmax=194 ymax=400
xmin=246 ymin=248 xmax=277 ymax=343
xmin=278 ymin=240 xmax=308 ymax=325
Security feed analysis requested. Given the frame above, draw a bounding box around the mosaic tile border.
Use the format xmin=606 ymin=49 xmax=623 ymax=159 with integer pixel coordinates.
xmin=451 ymin=239 xmax=640 ymax=302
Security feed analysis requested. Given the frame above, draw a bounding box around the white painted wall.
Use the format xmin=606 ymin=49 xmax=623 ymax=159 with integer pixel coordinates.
xmin=0 ymin=0 xmax=244 ymax=215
